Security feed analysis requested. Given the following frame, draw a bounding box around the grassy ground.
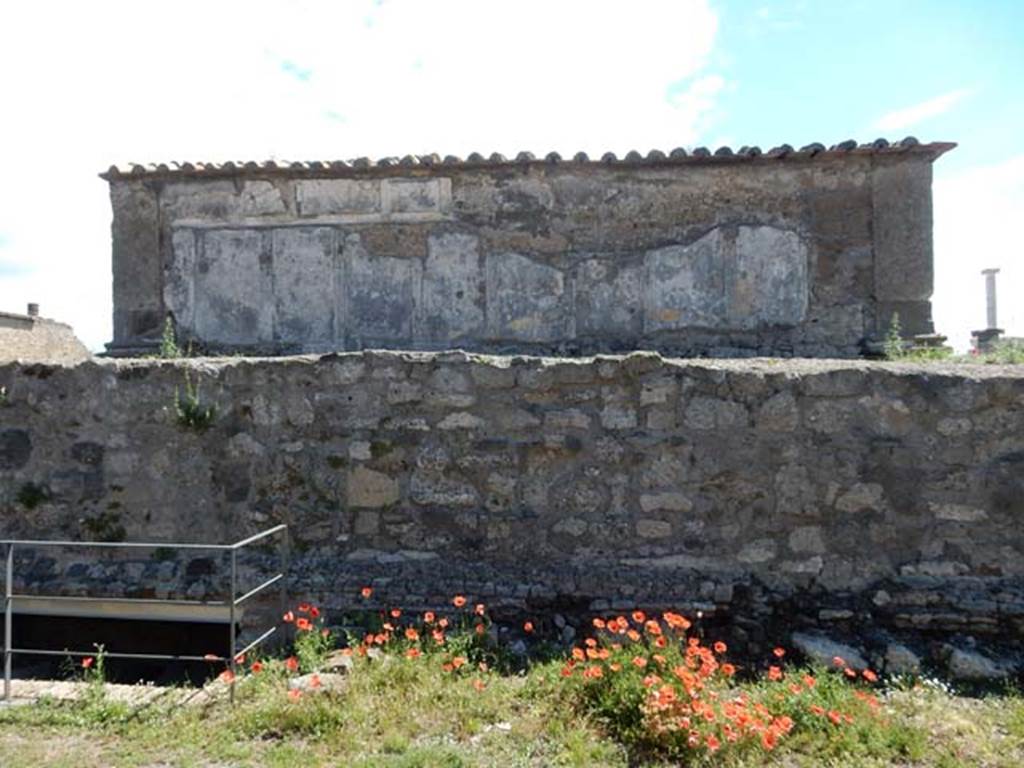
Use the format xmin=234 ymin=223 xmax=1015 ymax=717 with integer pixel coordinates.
xmin=0 ymin=657 xmax=1020 ymax=768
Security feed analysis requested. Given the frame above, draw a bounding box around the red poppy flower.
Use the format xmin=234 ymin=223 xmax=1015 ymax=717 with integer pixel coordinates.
xmin=288 ymin=689 xmax=302 ymax=701
xmin=250 ymin=661 xmax=263 ymax=673
xmin=713 ymin=641 xmax=727 ymax=654
xmin=592 ymin=617 xmax=606 ymax=629
xmin=406 ymin=647 xmax=421 ymax=659
xmin=82 ymin=657 xmax=94 ymax=669
xmin=631 ymin=610 xmax=646 ymax=623
xmin=390 ymin=608 xmax=401 ymax=618
xmin=309 ymin=606 xmax=321 ymax=619
xmin=523 ymin=621 xmax=534 ymax=633
xmin=361 ymin=587 xmax=373 ymax=599
xmin=773 ymin=647 xmax=786 ymax=658
xmin=862 ymin=669 xmax=878 ymax=683
xmin=404 ymin=627 xmax=419 ymax=641
xmin=424 ymin=611 xmax=435 ymax=623
xmin=452 ymin=595 xmax=467 ymax=608
xmin=282 ymin=611 xmax=295 ymax=623
xmin=295 ymin=617 xmax=312 ymax=632
xmin=285 ymin=656 xmax=299 ymax=672
xmin=298 ymin=603 xmax=311 ymax=614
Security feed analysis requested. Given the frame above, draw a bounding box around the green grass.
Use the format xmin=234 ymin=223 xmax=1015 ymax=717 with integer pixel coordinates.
xmin=0 ymin=658 xmax=1020 ymax=767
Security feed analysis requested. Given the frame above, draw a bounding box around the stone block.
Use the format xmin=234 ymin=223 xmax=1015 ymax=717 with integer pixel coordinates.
xmin=344 ymin=235 xmax=419 ymax=343
xmin=347 ymin=466 xmax=400 ymax=508
xmin=384 ymin=178 xmax=451 ymax=214
xmin=639 ymin=493 xmax=693 ymax=513
xmin=419 ymin=233 xmax=484 ymax=342
xmin=728 ymin=226 xmax=808 ymax=328
xmin=644 ymin=231 xmax=725 ymax=331
xmin=574 ymin=259 xmax=643 ymax=338
xmin=636 ymin=519 xmax=672 ymax=538
xmin=485 ymin=253 xmax=572 ymax=342
xmin=194 ymin=229 xmax=274 ymax=344
xmin=296 ymin=179 xmax=380 ymax=216
xmin=110 ymin=180 xmax=162 ymax=342
xmin=272 ymin=228 xmax=336 ymax=344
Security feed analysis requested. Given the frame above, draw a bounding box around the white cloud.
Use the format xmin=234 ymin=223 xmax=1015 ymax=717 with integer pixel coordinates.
xmin=933 ymin=155 xmax=1024 ymax=350
xmin=0 ymin=0 xmax=722 ymax=351
xmin=872 ymin=89 xmax=971 ymax=133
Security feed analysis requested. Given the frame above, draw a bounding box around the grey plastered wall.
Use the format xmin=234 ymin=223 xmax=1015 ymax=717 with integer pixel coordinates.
xmin=103 ymin=145 xmax=952 ymax=357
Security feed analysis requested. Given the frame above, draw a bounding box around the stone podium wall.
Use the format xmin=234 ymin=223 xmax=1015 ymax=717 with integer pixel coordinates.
xmin=102 ymin=139 xmax=953 ymax=357
xmin=1 ymin=352 xmax=1021 ymax=646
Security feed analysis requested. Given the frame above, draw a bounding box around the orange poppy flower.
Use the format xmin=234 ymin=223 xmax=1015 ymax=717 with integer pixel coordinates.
xmin=424 ymin=611 xmax=435 ymax=623
xmin=285 ymin=656 xmax=299 ymax=672
xmin=442 ymin=663 xmax=454 ymax=673
xmin=632 ymin=610 xmax=646 ymax=623
xmin=405 ymin=627 xmax=419 ymax=641
xmin=627 ymin=629 xmax=641 ymax=642
xmin=406 ymin=648 xmax=421 ymax=659
xmin=713 ymin=641 xmax=727 ymax=654
xmin=762 ymin=730 xmax=777 ymax=750
xmin=572 ymin=647 xmax=586 ymax=661
xmin=295 ymin=617 xmax=312 ymax=631
xmin=583 ymin=665 xmax=603 ymax=679
xmin=82 ymin=657 xmax=94 ymax=669
xmin=773 ymin=646 xmax=786 ymax=658
xmin=282 ymin=611 xmax=295 ymax=623
xmin=632 ymin=656 xmax=648 ymax=668
xmin=844 ymin=667 xmax=857 ymax=679
xmin=644 ymin=620 xmax=662 ymax=636
xmin=523 ymin=621 xmax=534 ymax=633
xmin=592 ymin=617 xmax=606 ymax=629
xmin=654 ymin=636 xmax=667 ymax=648
xmin=862 ymin=669 xmax=878 ymax=683
xmin=803 ymin=674 xmax=816 ymax=688
xmin=721 ymin=663 xmax=736 ymax=676
xmin=390 ymin=608 xmax=402 ymax=618
xmin=361 ymin=586 xmax=373 ymax=599
xmin=452 ymin=595 xmax=467 ymax=608
xmin=451 ymin=656 xmax=466 ymax=669
xmin=250 ymin=661 xmax=263 ymax=673
xmin=438 ymin=617 xmax=449 ymax=629
xmin=298 ymin=603 xmax=311 ymax=614
xmin=768 ymin=665 xmax=783 ymax=681
xmin=706 ymin=734 xmax=720 ymax=752
xmin=584 ymin=637 xmax=597 ymax=648
xmin=288 ymin=689 xmax=302 ymax=701
xmin=609 ymin=662 xmax=622 ymax=672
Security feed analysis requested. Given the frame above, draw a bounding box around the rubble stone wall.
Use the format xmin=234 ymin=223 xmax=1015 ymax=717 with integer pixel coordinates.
xmin=1 ymin=353 xmax=1021 ymax=651
xmin=105 ymin=147 xmax=947 ymax=357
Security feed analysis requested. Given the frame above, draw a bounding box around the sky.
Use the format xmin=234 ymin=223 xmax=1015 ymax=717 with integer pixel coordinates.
xmin=0 ymin=0 xmax=1021 ymax=353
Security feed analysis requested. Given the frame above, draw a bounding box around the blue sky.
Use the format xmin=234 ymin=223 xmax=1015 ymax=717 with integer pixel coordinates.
xmin=0 ymin=0 xmax=1021 ymax=351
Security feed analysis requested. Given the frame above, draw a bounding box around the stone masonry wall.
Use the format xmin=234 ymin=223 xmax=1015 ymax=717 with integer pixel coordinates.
xmin=104 ymin=142 xmax=951 ymax=358
xmin=1 ymin=353 xmax=1022 ymax=654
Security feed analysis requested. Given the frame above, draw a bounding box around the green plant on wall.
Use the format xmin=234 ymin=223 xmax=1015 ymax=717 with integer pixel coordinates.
xmin=174 ymin=370 xmax=216 ymax=430
xmin=160 ymin=316 xmax=181 ymax=359
xmin=883 ymin=312 xmax=905 ymax=360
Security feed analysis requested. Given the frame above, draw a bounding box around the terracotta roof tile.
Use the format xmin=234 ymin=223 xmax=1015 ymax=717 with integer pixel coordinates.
xmin=100 ymin=138 xmax=955 ymax=180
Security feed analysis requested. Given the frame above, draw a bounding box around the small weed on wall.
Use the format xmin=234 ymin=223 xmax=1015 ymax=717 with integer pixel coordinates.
xmin=173 ymin=371 xmax=215 ymax=431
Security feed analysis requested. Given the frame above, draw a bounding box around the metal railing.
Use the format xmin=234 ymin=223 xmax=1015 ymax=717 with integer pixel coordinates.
xmin=2 ymin=524 xmax=289 ymax=703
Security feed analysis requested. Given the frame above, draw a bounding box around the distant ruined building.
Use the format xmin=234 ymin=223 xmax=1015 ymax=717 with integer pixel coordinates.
xmin=0 ymin=303 xmax=90 ymax=365
xmin=102 ymin=138 xmax=953 ymax=358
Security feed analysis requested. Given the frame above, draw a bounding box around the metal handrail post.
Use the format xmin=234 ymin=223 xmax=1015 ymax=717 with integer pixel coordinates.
xmin=4 ymin=543 xmax=12 ymax=702
xmin=229 ymin=548 xmax=237 ymax=704
xmin=279 ymin=527 xmax=289 ymax=650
